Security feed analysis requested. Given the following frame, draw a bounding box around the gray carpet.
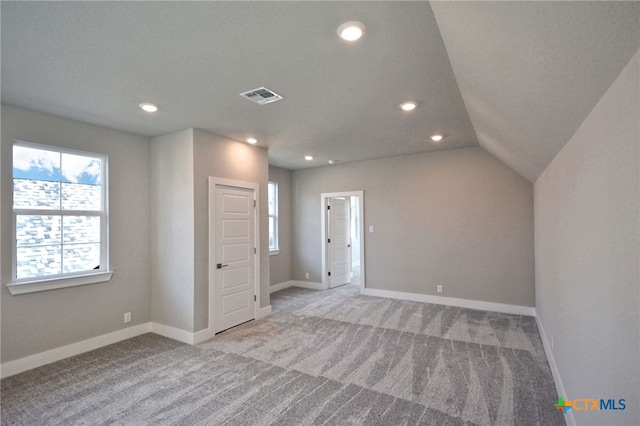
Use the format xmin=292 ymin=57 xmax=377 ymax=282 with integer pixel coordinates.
xmin=1 ymin=285 xmax=565 ymax=425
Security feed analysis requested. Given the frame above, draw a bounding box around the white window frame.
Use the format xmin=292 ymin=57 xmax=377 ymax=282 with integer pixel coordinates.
xmin=7 ymin=141 xmax=112 ymax=295
xmin=268 ymin=181 xmax=279 ymax=255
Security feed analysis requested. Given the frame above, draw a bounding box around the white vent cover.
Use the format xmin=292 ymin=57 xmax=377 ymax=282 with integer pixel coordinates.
xmin=239 ymin=87 xmax=283 ymax=105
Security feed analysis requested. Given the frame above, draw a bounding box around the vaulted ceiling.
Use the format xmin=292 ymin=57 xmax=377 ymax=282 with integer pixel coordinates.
xmin=2 ymin=1 xmax=638 ymax=181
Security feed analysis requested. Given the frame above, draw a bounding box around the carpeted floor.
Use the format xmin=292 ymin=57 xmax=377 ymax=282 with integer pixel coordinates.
xmin=1 ymin=285 xmax=565 ymax=425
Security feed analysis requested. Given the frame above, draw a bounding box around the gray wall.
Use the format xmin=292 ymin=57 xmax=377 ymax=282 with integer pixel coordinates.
xmin=292 ymin=147 xmax=535 ymax=307
xmin=535 ymin=50 xmax=639 ymax=425
xmin=269 ymin=166 xmax=292 ymax=286
xmin=193 ymin=129 xmax=270 ymax=331
xmin=149 ymin=128 xmax=270 ymax=333
xmin=150 ymin=130 xmax=195 ymax=332
xmin=1 ymin=106 xmax=151 ymax=362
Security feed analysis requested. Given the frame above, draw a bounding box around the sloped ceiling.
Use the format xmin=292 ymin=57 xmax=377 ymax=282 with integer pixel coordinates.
xmin=2 ymin=1 xmax=639 ymax=179
xmin=431 ymin=1 xmax=640 ymax=181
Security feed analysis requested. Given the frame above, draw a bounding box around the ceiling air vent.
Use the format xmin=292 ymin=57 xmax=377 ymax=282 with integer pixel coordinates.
xmin=239 ymin=87 xmax=283 ymax=105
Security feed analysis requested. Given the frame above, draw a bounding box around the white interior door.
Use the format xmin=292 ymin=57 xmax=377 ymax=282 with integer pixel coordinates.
xmin=328 ymin=197 xmax=351 ymax=288
xmin=214 ymin=185 xmax=255 ymax=333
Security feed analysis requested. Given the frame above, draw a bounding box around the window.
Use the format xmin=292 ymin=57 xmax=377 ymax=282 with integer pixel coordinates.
xmin=268 ymin=181 xmax=279 ymax=253
xmin=9 ymin=142 xmax=111 ymax=295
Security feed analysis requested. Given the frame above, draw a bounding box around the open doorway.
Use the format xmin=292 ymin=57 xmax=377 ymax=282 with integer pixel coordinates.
xmin=321 ymin=191 xmax=365 ymax=292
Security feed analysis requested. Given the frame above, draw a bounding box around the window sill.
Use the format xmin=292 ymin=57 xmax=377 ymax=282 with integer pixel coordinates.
xmin=269 ymin=250 xmax=280 ymax=256
xmin=6 ymin=271 xmax=114 ymax=295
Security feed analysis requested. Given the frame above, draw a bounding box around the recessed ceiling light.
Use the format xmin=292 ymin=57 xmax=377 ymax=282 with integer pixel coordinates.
xmin=400 ymin=102 xmax=417 ymax=112
xmin=337 ymin=21 xmax=366 ymax=42
xmin=139 ymin=103 xmax=158 ymax=113
xmin=328 ymin=160 xmax=338 ymax=165
xmin=304 ymin=155 xmax=314 ymax=161
xmin=431 ymin=134 xmax=444 ymax=142
xmin=246 ymin=138 xmax=258 ymax=145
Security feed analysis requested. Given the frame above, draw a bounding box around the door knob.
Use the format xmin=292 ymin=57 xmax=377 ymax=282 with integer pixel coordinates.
xmin=217 ymin=263 xmax=229 ymax=269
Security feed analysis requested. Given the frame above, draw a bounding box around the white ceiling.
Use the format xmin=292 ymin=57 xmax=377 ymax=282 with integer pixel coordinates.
xmin=2 ymin=1 xmax=638 ymax=180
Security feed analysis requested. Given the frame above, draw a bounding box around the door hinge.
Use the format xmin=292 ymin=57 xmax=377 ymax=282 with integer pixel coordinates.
xmin=328 ymin=272 xmax=331 ymax=276
xmin=328 ymin=238 xmax=331 ymax=243
xmin=254 ymin=295 xmax=257 ymax=302
xmin=254 ymin=247 xmax=256 ymax=254
xmin=327 ymin=205 xmax=331 ymax=210
xmin=254 ymin=199 xmax=256 ymax=207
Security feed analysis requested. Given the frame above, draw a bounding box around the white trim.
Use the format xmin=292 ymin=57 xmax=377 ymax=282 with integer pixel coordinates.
xmin=208 ymin=177 xmax=260 ymax=335
xmin=362 ymin=288 xmax=536 ymax=316
xmin=149 ymin=322 xmax=195 ymax=345
xmin=7 ymin=271 xmax=114 ymax=295
xmin=269 ymin=250 xmax=280 ymax=256
xmin=0 ymin=323 xmax=151 ymax=379
xmin=536 ymin=316 xmax=575 ymax=426
xmin=11 ymin=141 xmax=110 ymax=289
xmin=321 ymin=191 xmax=365 ymax=293
xmin=291 ymin=280 xmax=325 ymax=291
xmin=256 ymin=305 xmax=272 ymax=319
xmin=270 ymin=280 xmax=294 ymax=293
xmin=193 ymin=328 xmax=216 ymax=345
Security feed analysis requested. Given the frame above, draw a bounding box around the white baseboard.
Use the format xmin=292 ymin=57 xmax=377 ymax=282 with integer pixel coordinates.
xmin=272 ymin=280 xmax=327 ymax=292
xmin=191 ymin=305 xmax=272 ymax=345
xmin=1 ymin=305 xmax=279 ymax=377
xmin=257 ymin=305 xmax=272 ymax=319
xmin=536 ymin=316 xmax=575 ymax=426
xmin=0 ymin=288 xmax=534 ymax=379
xmin=150 ymin=322 xmax=195 ymax=345
xmin=270 ymin=281 xmax=294 ymax=293
xmin=192 ymin=327 xmax=216 ymax=344
xmin=0 ymin=323 xmax=151 ymax=379
xmin=362 ymin=288 xmax=536 ymax=316
xmin=292 ymin=280 xmax=325 ymax=290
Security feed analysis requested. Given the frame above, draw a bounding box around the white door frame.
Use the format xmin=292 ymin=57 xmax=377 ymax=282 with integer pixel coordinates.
xmin=321 ymin=191 xmax=365 ymax=292
xmin=208 ymin=177 xmax=260 ymax=336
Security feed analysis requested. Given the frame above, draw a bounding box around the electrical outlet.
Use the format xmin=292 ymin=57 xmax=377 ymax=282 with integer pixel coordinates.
xmin=124 ymin=312 xmax=132 ymax=323
xmin=305 ymin=272 xmax=310 ymax=279
xmin=437 ymin=285 xmax=443 ymax=293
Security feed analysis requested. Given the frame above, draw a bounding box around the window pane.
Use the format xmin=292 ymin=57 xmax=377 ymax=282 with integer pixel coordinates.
xmin=61 ymin=153 xmax=101 ymax=185
xmin=269 ymin=217 xmax=276 ymax=250
xmin=13 ymin=145 xmax=61 ymax=182
xmin=268 ymin=182 xmax=278 ymax=250
xmin=63 ymin=216 xmax=100 ymax=244
xmin=62 ymin=183 xmax=101 ymax=210
xmin=268 ymin=183 xmax=276 ymax=216
xmin=63 ymin=243 xmax=101 ymax=273
xmin=16 ymin=215 xmax=61 ymax=247
xmin=17 ymin=245 xmax=62 ymax=279
xmin=13 ymin=179 xmax=60 ymax=209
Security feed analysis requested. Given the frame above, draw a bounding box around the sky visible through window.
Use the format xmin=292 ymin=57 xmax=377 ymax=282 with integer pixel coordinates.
xmin=13 ymin=145 xmax=101 ymax=185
